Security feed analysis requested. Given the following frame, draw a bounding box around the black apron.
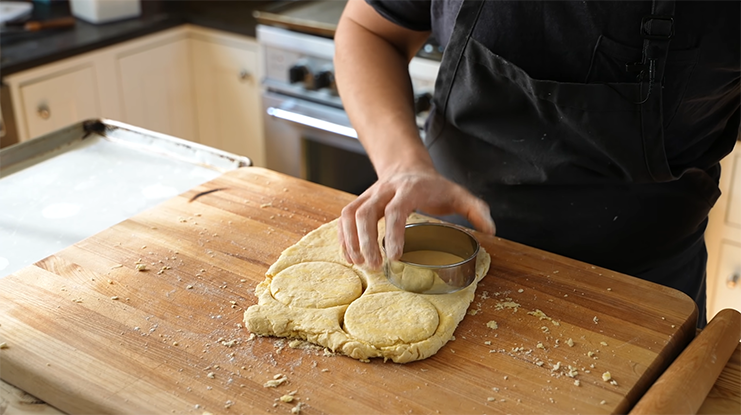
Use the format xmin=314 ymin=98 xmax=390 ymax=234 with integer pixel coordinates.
xmin=425 ymin=0 xmax=718 ymax=327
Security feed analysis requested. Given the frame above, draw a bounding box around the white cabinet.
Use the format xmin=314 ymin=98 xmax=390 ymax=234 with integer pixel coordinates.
xmin=117 ymin=37 xmax=198 ymax=143
xmin=190 ymin=28 xmax=265 ymax=166
xmin=19 ymin=65 xmax=100 ymax=139
xmin=5 ymin=58 xmax=103 ymax=141
xmin=706 ymin=143 xmax=741 ymax=318
xmin=3 ymin=27 xmax=195 ymax=142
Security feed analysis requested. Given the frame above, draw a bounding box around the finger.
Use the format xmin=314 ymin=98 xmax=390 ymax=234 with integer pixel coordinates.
xmin=356 ymin=212 xmax=380 ymax=269
xmin=383 ymin=194 xmax=415 ymax=262
xmin=451 ymin=189 xmax=496 ymax=235
xmin=337 ymin=220 xmax=353 ymax=263
xmin=356 ymin=190 xmax=393 ymax=269
xmin=340 ymin=199 xmax=365 ymax=265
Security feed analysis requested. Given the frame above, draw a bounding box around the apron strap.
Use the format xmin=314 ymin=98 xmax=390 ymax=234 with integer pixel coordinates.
xmin=629 ymin=0 xmax=676 ymax=103
xmin=634 ymin=0 xmax=676 ymax=181
xmin=434 ymin=0 xmax=485 ymax=117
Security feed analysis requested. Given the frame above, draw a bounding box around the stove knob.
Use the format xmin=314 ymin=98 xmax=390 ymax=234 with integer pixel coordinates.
xmin=314 ymin=70 xmax=335 ymax=91
xmin=414 ymin=92 xmax=433 ymax=114
xmin=289 ymin=64 xmax=311 ymax=85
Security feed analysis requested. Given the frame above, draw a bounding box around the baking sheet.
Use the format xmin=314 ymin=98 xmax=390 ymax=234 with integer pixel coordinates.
xmin=0 ymin=119 xmax=251 ymax=278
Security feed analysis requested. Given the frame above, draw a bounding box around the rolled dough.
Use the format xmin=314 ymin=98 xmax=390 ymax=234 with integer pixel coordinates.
xmin=243 ymin=214 xmax=491 ymax=363
xmin=400 ymin=250 xmax=464 ymax=265
xmin=394 ymin=250 xmax=466 ymax=292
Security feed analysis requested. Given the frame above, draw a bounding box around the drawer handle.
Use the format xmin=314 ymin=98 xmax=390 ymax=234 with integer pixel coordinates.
xmin=239 ymin=69 xmax=252 ymax=82
xmin=727 ymin=272 xmax=739 ymax=289
xmin=37 ymin=106 xmax=50 ymax=120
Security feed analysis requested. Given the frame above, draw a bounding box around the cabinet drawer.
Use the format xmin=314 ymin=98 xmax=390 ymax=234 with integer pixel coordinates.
xmin=20 ymin=66 xmax=100 ymax=140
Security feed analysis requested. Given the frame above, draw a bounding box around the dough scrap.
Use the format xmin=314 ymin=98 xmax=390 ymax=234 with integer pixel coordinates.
xmin=244 ymin=214 xmax=491 ymax=363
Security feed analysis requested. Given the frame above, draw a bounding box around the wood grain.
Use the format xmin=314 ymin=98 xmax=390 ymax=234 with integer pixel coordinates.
xmin=698 ymin=342 xmax=741 ymax=415
xmin=0 ymin=167 xmax=698 ymax=414
xmin=631 ymin=309 xmax=741 ymax=414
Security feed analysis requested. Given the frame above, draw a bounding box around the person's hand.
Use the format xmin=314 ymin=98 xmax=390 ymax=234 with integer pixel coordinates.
xmin=339 ymin=167 xmax=496 ymax=269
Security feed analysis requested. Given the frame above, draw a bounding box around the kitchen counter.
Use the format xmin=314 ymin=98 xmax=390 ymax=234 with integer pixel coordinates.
xmin=0 ymin=166 xmax=733 ymax=414
xmin=0 ymin=0 xmax=282 ymax=79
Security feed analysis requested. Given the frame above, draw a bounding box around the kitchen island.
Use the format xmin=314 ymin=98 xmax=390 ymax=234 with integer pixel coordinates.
xmin=1 ymin=166 xmax=738 ymax=414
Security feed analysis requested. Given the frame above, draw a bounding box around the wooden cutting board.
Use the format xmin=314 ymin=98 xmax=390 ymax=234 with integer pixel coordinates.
xmin=0 ymin=167 xmax=697 ymax=415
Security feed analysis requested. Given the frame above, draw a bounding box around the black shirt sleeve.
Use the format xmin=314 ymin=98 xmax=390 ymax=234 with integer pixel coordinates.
xmin=365 ymin=0 xmax=432 ymax=31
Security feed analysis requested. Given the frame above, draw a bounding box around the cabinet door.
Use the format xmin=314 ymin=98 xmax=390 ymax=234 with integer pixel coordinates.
xmin=20 ymin=66 xmax=100 ymax=139
xmin=117 ymin=39 xmax=197 ymax=142
xmin=706 ymin=145 xmax=741 ymax=318
xmin=710 ymin=242 xmax=741 ymax=315
xmin=191 ymin=38 xmax=264 ymax=166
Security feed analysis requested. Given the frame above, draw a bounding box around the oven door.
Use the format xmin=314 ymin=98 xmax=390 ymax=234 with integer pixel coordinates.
xmin=262 ymin=91 xmax=377 ymax=195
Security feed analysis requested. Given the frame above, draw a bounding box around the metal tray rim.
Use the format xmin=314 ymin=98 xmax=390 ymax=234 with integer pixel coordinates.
xmin=0 ymin=118 xmax=253 ymax=178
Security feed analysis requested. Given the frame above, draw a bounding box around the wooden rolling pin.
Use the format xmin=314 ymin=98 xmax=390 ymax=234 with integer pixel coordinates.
xmin=630 ymin=308 xmax=741 ymax=414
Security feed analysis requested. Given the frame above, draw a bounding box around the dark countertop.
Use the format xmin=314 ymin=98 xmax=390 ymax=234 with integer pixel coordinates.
xmin=0 ymin=0 xmax=279 ymax=79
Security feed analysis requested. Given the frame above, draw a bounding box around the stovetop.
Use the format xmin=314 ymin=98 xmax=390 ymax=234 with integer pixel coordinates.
xmin=253 ymin=0 xmax=346 ymax=38
xmin=254 ymin=0 xmax=443 ymax=61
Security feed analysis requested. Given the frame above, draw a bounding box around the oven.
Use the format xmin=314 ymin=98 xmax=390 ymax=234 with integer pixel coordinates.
xmin=257 ymin=25 xmax=440 ymax=195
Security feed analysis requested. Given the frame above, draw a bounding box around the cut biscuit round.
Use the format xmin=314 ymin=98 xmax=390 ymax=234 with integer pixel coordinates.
xmin=270 ymin=262 xmax=363 ymax=308
xmin=399 ymin=263 xmax=436 ymax=293
xmin=343 ymin=291 xmax=440 ymax=347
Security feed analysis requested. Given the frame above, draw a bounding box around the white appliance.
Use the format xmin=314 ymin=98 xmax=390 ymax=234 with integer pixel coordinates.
xmin=0 ymin=1 xmax=32 ymax=25
xmin=258 ymin=25 xmax=440 ymax=195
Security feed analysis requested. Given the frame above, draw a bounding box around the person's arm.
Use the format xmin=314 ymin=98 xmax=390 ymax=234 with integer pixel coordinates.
xmin=335 ymin=0 xmax=495 ymax=269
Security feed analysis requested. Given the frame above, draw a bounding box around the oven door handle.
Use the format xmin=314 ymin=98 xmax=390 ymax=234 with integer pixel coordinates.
xmin=266 ymin=107 xmax=358 ymax=139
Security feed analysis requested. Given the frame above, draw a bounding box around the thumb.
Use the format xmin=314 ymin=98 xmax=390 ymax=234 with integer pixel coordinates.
xmin=452 ymin=190 xmax=496 ymax=235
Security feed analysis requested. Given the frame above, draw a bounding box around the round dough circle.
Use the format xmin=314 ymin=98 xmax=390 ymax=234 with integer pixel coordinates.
xmin=270 ymin=262 xmax=363 ymax=308
xmin=343 ymin=292 xmax=439 ymax=347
